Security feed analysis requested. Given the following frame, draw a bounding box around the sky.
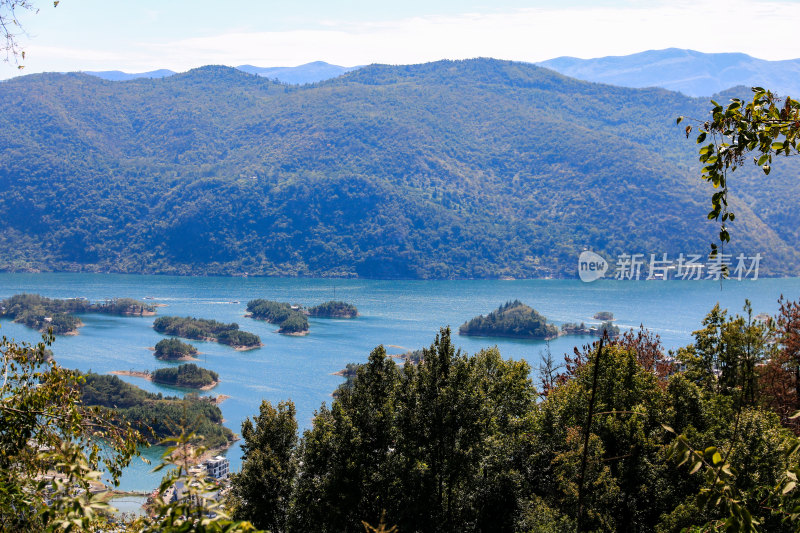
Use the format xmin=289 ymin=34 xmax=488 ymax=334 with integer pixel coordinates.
xmin=3 ymin=0 xmax=800 ymax=79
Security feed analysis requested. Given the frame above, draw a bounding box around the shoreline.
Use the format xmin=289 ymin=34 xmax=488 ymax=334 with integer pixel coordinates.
xmin=279 ymin=330 xmax=309 ymax=336
xmin=122 ymin=310 xmax=157 ymax=317
xmin=168 ymin=438 xmax=237 ymax=467
xmin=38 ymin=318 xmax=84 ymax=336
xmin=156 ymin=353 xmax=200 ymax=361
xmin=246 ymin=312 xmax=309 ymax=337
xmin=308 ymin=313 xmax=359 ymax=319
xmin=209 ymin=394 xmax=230 ymax=405
xmin=458 ymin=331 xmax=559 ymax=341
xmin=231 ymin=343 xmax=263 ymax=351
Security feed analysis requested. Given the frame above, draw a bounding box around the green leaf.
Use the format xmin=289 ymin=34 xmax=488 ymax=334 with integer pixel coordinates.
xmin=757 ymin=154 xmax=770 ymax=166
xmin=697 ymin=132 xmax=707 ymax=143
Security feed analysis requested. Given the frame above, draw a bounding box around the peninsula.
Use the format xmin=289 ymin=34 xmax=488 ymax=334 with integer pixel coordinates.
xmin=81 ymin=373 xmax=234 ymax=449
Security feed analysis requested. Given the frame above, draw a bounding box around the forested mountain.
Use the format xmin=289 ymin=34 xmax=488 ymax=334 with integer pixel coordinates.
xmin=1 ymin=58 xmax=798 ymax=279
xmin=537 ymin=48 xmax=800 ymax=97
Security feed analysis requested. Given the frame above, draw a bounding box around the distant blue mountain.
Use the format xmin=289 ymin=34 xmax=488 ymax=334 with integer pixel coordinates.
xmin=235 ymin=61 xmax=360 ymax=84
xmin=83 ymin=61 xmax=358 ymax=85
xmin=536 ymin=48 xmax=800 ymax=97
xmin=83 ymin=69 xmax=176 ymax=81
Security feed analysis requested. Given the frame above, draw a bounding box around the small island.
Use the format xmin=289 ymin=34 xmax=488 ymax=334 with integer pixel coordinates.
xmin=0 ymin=293 xmax=156 ymax=335
xmin=246 ymin=299 xmax=309 ymax=335
xmin=593 ymin=311 xmax=615 ymax=321
xmin=154 ymin=338 xmax=199 ymax=361
xmin=307 ymin=301 xmax=358 ymax=319
xmin=459 ymin=300 xmax=559 ymax=340
xmin=153 ymin=316 xmax=262 ymax=349
xmin=113 ymin=364 xmax=220 ymax=390
xmin=152 ymin=364 xmax=220 ymax=389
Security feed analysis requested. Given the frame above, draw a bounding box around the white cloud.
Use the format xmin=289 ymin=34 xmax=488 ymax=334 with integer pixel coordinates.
xmin=9 ymin=0 xmax=800 ymax=76
xmin=144 ymin=0 xmax=800 ymax=69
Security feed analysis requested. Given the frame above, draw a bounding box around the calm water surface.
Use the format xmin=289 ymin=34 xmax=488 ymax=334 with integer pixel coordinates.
xmin=1 ymin=273 xmax=798 ymax=491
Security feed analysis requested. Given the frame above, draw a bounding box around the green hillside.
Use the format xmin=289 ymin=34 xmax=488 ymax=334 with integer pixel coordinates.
xmin=1 ymin=59 xmax=797 ymax=278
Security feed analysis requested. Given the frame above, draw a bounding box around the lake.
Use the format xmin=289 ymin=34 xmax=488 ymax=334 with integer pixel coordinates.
xmin=1 ymin=273 xmax=797 ymax=492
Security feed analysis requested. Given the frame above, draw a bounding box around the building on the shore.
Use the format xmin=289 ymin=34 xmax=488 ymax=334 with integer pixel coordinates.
xmin=203 ymin=456 xmax=230 ymax=480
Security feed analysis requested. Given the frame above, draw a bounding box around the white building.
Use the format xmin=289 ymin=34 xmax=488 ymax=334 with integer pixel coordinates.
xmin=203 ymin=456 xmax=230 ymax=480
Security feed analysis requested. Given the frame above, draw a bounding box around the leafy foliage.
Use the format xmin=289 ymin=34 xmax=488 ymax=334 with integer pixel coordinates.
xmin=225 ymin=301 xmax=800 ymax=532
xmin=459 ymin=299 xmax=558 ymax=339
xmin=680 ymin=87 xmax=800 ymax=251
xmin=126 ymin=428 xmax=260 ymax=533
xmin=228 ymin=401 xmax=297 ymax=532
xmin=0 ymin=332 xmax=143 ymax=531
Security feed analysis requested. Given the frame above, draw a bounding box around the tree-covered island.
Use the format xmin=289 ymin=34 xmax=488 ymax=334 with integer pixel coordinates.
xmin=0 ymin=293 xmax=156 ymax=335
xmin=307 ymin=301 xmax=359 ymax=318
xmin=153 ymin=338 xmax=199 ymax=360
xmin=458 ymin=300 xmax=559 ymax=339
xmin=246 ymin=299 xmax=309 ymax=335
xmin=153 ymin=316 xmax=262 ymax=349
xmin=112 ymin=363 xmax=219 ymax=389
xmin=152 ymin=364 xmax=219 ymax=389
xmin=593 ymin=311 xmax=614 ymax=321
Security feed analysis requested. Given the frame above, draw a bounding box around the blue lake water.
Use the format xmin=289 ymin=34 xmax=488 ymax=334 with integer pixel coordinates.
xmin=1 ymin=273 xmax=798 ymax=492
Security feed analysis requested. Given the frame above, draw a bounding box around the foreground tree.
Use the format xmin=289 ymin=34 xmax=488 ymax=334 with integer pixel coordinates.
xmin=1 ymin=0 xmax=58 ymax=67
xmin=284 ymin=330 xmax=536 ymax=533
xmin=0 ymin=331 xmax=142 ymax=531
xmin=229 ymin=400 xmax=298 ymax=532
xmin=680 ymin=88 xmax=800 ymax=250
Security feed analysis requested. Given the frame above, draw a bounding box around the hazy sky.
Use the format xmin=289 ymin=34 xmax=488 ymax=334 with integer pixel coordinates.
xmin=4 ymin=0 xmax=800 ymax=79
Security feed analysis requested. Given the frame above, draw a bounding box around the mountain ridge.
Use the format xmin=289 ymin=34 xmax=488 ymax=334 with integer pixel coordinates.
xmin=536 ymin=48 xmax=800 ymax=97
xmin=1 ymin=58 xmax=798 ymax=279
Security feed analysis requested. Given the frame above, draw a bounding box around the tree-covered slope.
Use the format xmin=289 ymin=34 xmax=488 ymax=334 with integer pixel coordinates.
xmin=1 ymin=58 xmax=797 ymax=278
